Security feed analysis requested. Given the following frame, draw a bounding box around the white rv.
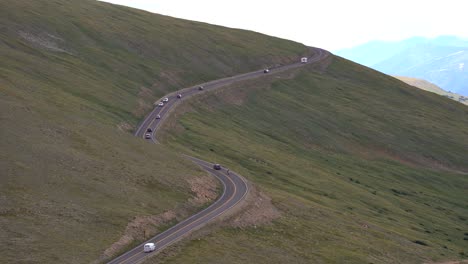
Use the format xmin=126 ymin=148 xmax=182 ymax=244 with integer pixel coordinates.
xmin=144 ymin=243 xmax=156 ymax=252
xmin=301 ymin=57 xmax=308 ymax=63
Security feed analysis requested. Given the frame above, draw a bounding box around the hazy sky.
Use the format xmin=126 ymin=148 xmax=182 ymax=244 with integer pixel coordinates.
xmin=100 ymin=0 xmax=468 ymax=51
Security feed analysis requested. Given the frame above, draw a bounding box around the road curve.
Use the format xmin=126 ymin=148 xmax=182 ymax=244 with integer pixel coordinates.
xmin=108 ymin=48 xmax=329 ymax=264
xmin=107 ymin=156 xmax=248 ymax=264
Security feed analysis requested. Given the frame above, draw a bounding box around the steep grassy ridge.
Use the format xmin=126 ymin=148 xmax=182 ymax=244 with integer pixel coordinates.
xmin=0 ymin=0 xmax=308 ymax=263
xmin=158 ymin=57 xmax=468 ymax=263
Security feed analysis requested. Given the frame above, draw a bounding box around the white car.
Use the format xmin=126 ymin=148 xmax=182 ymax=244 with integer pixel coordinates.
xmin=162 ymin=97 xmax=169 ymax=102
xmin=144 ymin=243 xmax=155 ymax=253
xmin=177 ymin=94 xmax=182 ymax=98
xmin=145 ymin=133 xmax=151 ymax=139
xmin=156 ymin=114 xmax=161 ymax=119
xmin=158 ymin=102 xmax=164 ymax=107
xmin=263 ymin=69 xmax=270 ymax=73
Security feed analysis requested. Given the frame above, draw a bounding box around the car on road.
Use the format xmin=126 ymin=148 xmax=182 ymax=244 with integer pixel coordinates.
xmin=156 ymin=114 xmax=161 ymax=119
xmin=144 ymin=243 xmax=155 ymax=253
xmin=213 ymin=164 xmax=221 ymax=170
xmin=177 ymin=94 xmax=182 ymax=98
xmin=301 ymin=57 xmax=308 ymax=63
xmin=145 ymin=133 xmax=151 ymax=139
xmin=198 ymin=86 xmax=204 ymax=90
xmin=146 ymin=128 xmax=152 ymax=132
xmin=158 ymin=102 xmax=164 ymax=107
xmin=263 ymin=69 xmax=270 ymax=73
xmin=162 ymin=97 xmax=169 ymax=102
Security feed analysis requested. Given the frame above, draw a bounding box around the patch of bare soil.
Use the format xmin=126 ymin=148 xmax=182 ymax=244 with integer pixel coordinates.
xmin=147 ymin=183 xmax=280 ymax=264
xmin=116 ymin=122 xmax=133 ymax=132
xmin=215 ymin=85 xmax=250 ymax=106
xmin=99 ymin=175 xmax=219 ymax=261
xmin=187 ymin=175 xmax=218 ymax=206
xmin=18 ymin=30 xmax=72 ymax=54
xmin=100 ymin=211 xmax=176 ymax=259
xmin=224 ymin=183 xmax=281 ymax=228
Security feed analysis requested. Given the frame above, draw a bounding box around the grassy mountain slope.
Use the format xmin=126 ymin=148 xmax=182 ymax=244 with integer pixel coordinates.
xmin=395 ymin=76 xmax=468 ymax=105
xmin=0 ymin=0 xmax=308 ymax=263
xmin=158 ymin=57 xmax=468 ymax=263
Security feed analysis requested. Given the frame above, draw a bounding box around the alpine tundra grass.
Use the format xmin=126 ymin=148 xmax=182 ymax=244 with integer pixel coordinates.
xmin=157 ymin=57 xmax=468 ymax=264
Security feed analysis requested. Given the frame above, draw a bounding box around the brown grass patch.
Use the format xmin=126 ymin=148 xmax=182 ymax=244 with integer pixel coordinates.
xmin=221 ymin=183 xmax=281 ymax=228
xmin=18 ymin=30 xmax=72 ymax=54
xmin=100 ymin=211 xmax=177 ymax=259
xmin=116 ymin=121 xmax=134 ymax=132
xmin=99 ymin=175 xmax=219 ymax=261
xmin=187 ymin=175 xmax=219 ymax=206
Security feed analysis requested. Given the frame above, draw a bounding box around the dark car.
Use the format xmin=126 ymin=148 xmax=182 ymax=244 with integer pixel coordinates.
xmin=263 ymin=69 xmax=270 ymax=73
xmin=146 ymin=128 xmax=153 ymax=132
xmin=213 ymin=164 xmax=221 ymax=170
xmin=177 ymin=94 xmax=182 ymax=98
xmin=198 ymin=86 xmax=204 ymax=90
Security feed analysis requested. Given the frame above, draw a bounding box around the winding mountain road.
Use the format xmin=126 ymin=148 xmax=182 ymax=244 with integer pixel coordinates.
xmin=108 ymin=48 xmax=329 ymax=264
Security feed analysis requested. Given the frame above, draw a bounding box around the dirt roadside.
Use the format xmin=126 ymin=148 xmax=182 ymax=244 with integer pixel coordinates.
xmin=96 ymin=174 xmax=219 ymax=262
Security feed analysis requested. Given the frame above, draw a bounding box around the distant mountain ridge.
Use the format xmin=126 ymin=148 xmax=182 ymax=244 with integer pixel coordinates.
xmin=395 ymin=76 xmax=468 ymax=105
xmin=335 ymin=36 xmax=468 ymax=95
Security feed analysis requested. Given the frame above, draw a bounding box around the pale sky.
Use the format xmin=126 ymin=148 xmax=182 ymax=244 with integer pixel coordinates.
xmin=100 ymin=0 xmax=468 ymax=50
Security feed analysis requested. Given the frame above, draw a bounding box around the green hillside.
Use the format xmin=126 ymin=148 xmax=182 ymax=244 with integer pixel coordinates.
xmin=0 ymin=0 xmax=308 ymax=263
xmin=158 ymin=58 xmax=468 ymax=263
xmin=2 ymin=0 xmax=467 ymax=263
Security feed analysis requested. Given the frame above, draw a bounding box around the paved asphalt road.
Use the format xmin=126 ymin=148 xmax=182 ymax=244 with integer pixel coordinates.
xmin=108 ymin=48 xmax=329 ymax=264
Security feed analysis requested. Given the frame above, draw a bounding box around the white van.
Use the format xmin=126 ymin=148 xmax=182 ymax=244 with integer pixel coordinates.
xmin=301 ymin=57 xmax=308 ymax=63
xmin=144 ymin=243 xmax=156 ymax=253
